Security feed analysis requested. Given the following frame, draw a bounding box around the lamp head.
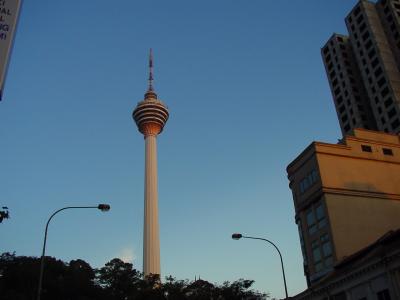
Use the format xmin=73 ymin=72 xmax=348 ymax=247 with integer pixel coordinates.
xmin=98 ymin=204 xmax=111 ymax=212
xmin=232 ymin=233 xmax=243 ymax=240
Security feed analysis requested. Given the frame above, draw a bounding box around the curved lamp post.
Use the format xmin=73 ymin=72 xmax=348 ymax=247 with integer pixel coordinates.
xmin=37 ymin=204 xmax=111 ymax=300
xmin=231 ymin=233 xmax=288 ymax=299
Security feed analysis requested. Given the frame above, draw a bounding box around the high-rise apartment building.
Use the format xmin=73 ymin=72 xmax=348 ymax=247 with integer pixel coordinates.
xmin=288 ymin=1 xmax=400 ymax=299
xmin=322 ymin=0 xmax=400 ymax=136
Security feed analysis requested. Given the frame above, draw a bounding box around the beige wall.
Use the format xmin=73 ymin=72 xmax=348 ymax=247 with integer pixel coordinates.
xmin=318 ymin=151 xmax=400 ymax=198
xmin=325 ymin=193 xmax=400 ymax=260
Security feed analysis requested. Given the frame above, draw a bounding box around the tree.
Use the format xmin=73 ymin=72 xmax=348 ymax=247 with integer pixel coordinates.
xmin=183 ymin=278 xmax=216 ymax=299
xmin=0 ymin=207 xmax=9 ymax=223
xmin=217 ymin=279 xmax=267 ymax=300
xmin=161 ymin=275 xmax=188 ymax=299
xmin=0 ymin=252 xmax=40 ymax=300
xmin=64 ymin=259 xmax=103 ymax=300
xmin=96 ymin=258 xmax=142 ymax=300
xmin=0 ymin=253 xmax=268 ymax=300
xmin=0 ymin=253 xmax=103 ymax=300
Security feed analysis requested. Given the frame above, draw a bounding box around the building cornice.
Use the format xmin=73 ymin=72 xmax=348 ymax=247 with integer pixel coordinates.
xmin=321 ymin=187 xmax=400 ymax=201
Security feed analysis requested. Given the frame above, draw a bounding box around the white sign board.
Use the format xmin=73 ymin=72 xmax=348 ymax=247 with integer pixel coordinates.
xmin=0 ymin=0 xmax=21 ymax=100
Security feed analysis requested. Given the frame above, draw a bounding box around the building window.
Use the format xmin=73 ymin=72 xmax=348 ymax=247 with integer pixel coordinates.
xmin=383 ymin=148 xmax=393 ymax=156
xmin=311 ymin=233 xmax=333 ymax=273
xmin=381 ymin=87 xmax=389 ymax=98
xmin=377 ymin=77 xmax=387 ymax=88
xmin=316 ymin=205 xmax=327 ymax=229
xmin=361 ymin=145 xmax=372 ymax=152
xmin=362 ymin=31 xmax=370 ymax=41
xmin=384 ymin=97 xmax=393 ymax=108
xmin=325 ymin=53 xmax=331 ymax=62
xmin=321 ymin=234 xmax=332 ymax=259
xmin=377 ymin=289 xmax=391 ymax=300
xmin=365 ymin=40 xmax=373 ymax=50
xmin=306 ymin=202 xmax=327 ymax=235
xmin=388 ymin=107 xmax=397 ymax=118
xmin=359 ymin=22 xmax=366 ymax=32
xmin=311 ymin=240 xmax=322 ymax=270
xmin=374 ymin=67 xmax=383 ymax=77
xmin=307 ymin=210 xmax=317 ymax=235
xmin=384 ymin=6 xmax=390 ymax=14
xmin=299 ymin=169 xmax=319 ymax=194
xmin=391 ymin=118 xmax=400 ymax=129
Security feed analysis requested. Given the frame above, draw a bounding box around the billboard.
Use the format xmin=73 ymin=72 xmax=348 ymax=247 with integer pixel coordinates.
xmin=0 ymin=0 xmax=21 ymax=100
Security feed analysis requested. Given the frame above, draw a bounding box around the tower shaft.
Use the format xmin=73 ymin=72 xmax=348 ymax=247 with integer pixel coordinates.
xmin=133 ymin=50 xmax=169 ymax=278
xmin=143 ymin=133 xmax=160 ymax=276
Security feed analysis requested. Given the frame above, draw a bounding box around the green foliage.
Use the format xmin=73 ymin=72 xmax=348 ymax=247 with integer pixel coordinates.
xmin=0 ymin=207 xmax=9 ymax=223
xmin=0 ymin=252 xmax=268 ymax=300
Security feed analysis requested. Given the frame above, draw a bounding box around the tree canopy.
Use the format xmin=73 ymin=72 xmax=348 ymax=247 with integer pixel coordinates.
xmin=0 ymin=252 xmax=268 ymax=299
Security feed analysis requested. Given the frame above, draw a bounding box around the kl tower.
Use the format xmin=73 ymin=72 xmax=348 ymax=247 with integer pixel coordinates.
xmin=133 ymin=49 xmax=169 ymax=277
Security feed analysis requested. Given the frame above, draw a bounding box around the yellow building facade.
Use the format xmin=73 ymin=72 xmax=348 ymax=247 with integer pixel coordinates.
xmin=287 ymin=129 xmax=400 ymax=285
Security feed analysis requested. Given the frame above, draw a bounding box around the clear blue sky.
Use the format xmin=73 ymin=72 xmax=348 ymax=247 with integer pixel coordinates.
xmin=1 ymin=1 xmax=356 ymax=298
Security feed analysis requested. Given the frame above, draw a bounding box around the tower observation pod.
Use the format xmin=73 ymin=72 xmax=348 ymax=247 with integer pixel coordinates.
xmin=132 ymin=49 xmax=169 ymax=277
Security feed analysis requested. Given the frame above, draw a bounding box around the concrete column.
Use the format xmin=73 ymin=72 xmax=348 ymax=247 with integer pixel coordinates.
xmin=143 ymin=133 xmax=160 ymax=276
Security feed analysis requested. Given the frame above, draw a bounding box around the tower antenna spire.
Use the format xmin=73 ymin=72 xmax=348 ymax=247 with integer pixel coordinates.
xmin=145 ymin=48 xmax=157 ymax=99
xmin=148 ymin=48 xmax=154 ymax=91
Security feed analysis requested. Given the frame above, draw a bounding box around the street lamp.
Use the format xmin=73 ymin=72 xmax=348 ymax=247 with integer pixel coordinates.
xmin=37 ymin=204 xmax=111 ymax=300
xmin=231 ymin=233 xmax=288 ymax=299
